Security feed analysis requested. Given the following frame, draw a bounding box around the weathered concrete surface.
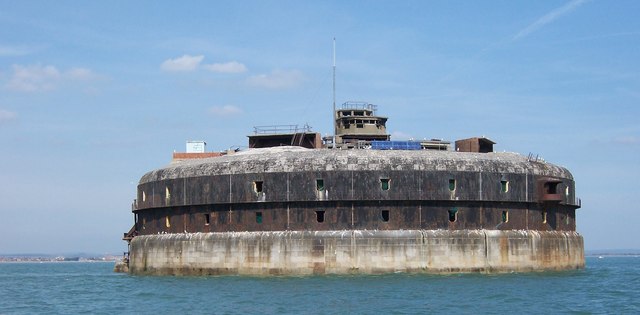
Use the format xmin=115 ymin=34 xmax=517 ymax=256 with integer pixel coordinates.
xmin=140 ymin=147 xmax=574 ymax=184
xmin=128 ymin=230 xmax=584 ymax=275
xmin=113 ymin=260 xmax=129 ymax=273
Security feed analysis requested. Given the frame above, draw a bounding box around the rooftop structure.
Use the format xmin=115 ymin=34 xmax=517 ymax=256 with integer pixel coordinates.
xmin=455 ymin=137 xmax=496 ymax=153
xmin=331 ymin=102 xmax=390 ymax=148
xmin=248 ymin=124 xmax=322 ymax=149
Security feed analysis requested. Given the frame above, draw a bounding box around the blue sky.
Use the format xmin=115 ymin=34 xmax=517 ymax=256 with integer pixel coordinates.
xmin=0 ymin=0 xmax=638 ymax=254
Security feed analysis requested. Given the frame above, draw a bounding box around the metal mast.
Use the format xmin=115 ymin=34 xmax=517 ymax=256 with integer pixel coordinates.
xmin=332 ymin=38 xmax=337 ymax=145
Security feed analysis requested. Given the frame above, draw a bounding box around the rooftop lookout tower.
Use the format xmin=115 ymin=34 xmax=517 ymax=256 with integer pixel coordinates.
xmin=332 ymin=102 xmax=390 ymax=148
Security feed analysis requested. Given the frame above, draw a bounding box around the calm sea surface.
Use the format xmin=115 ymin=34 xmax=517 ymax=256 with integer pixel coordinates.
xmin=0 ymin=256 xmax=638 ymax=314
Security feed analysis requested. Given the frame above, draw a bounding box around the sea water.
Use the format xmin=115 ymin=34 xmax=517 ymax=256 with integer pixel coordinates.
xmin=0 ymin=256 xmax=638 ymax=314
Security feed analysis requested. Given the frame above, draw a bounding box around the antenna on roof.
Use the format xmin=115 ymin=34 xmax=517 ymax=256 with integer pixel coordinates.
xmin=332 ymin=37 xmax=337 ymax=145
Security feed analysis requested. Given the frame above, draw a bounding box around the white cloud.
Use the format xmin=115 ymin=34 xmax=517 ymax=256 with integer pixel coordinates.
xmin=204 ymin=61 xmax=248 ymax=74
xmin=514 ymin=0 xmax=588 ymax=40
xmin=208 ymin=105 xmax=243 ymax=117
xmin=4 ymin=65 xmax=100 ymax=92
xmin=6 ymin=64 xmax=61 ymax=92
xmin=0 ymin=109 xmax=17 ymax=122
xmin=161 ymin=54 xmax=204 ymax=72
xmin=247 ymin=69 xmax=304 ymax=89
xmin=66 ymin=67 xmax=96 ymax=80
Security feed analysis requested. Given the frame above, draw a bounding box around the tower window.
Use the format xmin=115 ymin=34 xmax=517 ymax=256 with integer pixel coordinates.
xmin=165 ymin=187 xmax=171 ymax=202
xmin=449 ymin=179 xmax=456 ymax=192
xmin=544 ymin=182 xmax=558 ymax=194
xmin=501 ymin=180 xmax=509 ymax=193
xmin=165 ymin=216 xmax=171 ymax=228
xmin=253 ymin=181 xmax=263 ymax=193
xmin=381 ymin=210 xmax=390 ymax=222
xmin=316 ymin=210 xmax=325 ymax=223
xmin=205 ymin=213 xmax=211 ymax=225
xmin=142 ymin=191 xmax=146 ymax=202
xmin=316 ymin=179 xmax=325 ymax=191
xmin=380 ymin=178 xmax=390 ymax=191
xmin=448 ymin=208 xmax=458 ymax=222
xmin=256 ymin=212 xmax=263 ymax=224
xmin=542 ymin=211 xmax=547 ymax=224
xmin=502 ymin=210 xmax=509 ymax=223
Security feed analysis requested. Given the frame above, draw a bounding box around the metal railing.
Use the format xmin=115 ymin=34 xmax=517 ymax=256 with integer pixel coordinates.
xmin=340 ymin=101 xmax=377 ymax=112
xmin=253 ymin=124 xmax=312 ymax=135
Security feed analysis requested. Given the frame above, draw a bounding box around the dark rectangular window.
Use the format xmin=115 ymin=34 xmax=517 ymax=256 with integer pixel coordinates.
xmin=381 ymin=210 xmax=390 ymax=222
xmin=501 ymin=210 xmax=508 ymax=223
xmin=256 ymin=212 xmax=263 ymax=224
xmin=253 ymin=181 xmax=263 ymax=193
xmin=501 ymin=180 xmax=509 ymax=193
xmin=448 ymin=208 xmax=457 ymax=222
xmin=380 ymin=178 xmax=390 ymax=191
xmin=205 ymin=213 xmax=211 ymax=225
xmin=316 ymin=210 xmax=325 ymax=223
xmin=544 ymin=182 xmax=558 ymax=194
xmin=449 ymin=179 xmax=456 ymax=191
xmin=316 ymin=179 xmax=324 ymax=191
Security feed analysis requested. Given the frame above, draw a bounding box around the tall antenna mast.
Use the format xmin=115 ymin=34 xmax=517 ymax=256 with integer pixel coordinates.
xmin=332 ymin=38 xmax=337 ymax=144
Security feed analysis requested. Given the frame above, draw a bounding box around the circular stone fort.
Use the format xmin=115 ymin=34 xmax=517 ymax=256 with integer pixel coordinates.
xmin=120 ymin=102 xmax=583 ymax=275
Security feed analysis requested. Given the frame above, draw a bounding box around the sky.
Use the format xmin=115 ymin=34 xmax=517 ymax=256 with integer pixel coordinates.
xmin=0 ymin=0 xmax=638 ymax=254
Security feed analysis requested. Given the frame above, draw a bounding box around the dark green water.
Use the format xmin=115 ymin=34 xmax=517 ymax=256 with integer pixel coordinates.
xmin=0 ymin=257 xmax=638 ymax=314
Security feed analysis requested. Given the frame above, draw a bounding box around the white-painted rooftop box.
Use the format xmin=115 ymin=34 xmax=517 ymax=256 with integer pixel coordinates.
xmin=186 ymin=141 xmax=206 ymax=153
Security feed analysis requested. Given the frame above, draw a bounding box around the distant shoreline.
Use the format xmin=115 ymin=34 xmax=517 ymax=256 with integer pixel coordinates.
xmin=2 ymin=252 xmax=638 ymax=263
xmin=0 ymin=255 xmax=121 ymax=263
xmin=585 ymin=253 xmax=640 ymax=257
xmin=0 ymin=260 xmax=117 ymax=264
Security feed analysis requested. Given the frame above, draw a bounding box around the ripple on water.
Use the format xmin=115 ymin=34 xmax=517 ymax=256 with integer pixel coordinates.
xmin=0 ymin=258 xmax=639 ymax=314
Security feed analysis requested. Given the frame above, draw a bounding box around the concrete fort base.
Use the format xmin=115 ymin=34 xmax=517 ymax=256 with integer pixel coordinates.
xmin=128 ymin=230 xmax=584 ymax=276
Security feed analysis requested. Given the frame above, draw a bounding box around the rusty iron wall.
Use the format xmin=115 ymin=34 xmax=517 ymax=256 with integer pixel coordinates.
xmin=137 ymin=168 xmax=577 ymax=208
xmin=133 ymin=167 xmax=578 ymax=235
xmin=134 ymin=201 xmax=576 ymax=235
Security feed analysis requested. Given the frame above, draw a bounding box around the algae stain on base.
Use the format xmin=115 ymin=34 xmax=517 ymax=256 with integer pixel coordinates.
xmin=128 ymin=230 xmax=584 ymax=276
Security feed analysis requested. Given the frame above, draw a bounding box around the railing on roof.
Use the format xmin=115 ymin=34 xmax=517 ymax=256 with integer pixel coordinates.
xmin=340 ymin=101 xmax=377 ymax=113
xmin=574 ymin=197 xmax=582 ymax=207
xmin=253 ymin=124 xmax=312 ymax=135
